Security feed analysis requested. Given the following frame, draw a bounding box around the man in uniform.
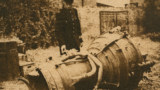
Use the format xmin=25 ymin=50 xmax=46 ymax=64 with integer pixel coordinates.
xmin=55 ymin=0 xmax=83 ymax=55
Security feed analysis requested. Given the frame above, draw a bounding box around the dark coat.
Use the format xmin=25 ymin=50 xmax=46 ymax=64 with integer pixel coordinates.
xmin=55 ymin=8 xmax=82 ymax=54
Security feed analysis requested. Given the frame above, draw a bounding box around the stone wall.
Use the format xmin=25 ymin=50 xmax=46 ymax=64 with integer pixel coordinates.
xmin=77 ymin=7 xmax=144 ymax=43
xmin=77 ymin=7 xmax=128 ymax=43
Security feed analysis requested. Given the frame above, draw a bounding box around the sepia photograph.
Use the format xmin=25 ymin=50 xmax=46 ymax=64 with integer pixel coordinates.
xmin=0 ymin=0 xmax=160 ymax=90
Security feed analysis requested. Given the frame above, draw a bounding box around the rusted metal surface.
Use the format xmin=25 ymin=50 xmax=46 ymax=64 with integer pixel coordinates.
xmin=1 ymin=32 xmax=150 ymax=90
xmin=21 ymin=32 xmax=155 ymax=90
xmin=87 ymin=33 xmax=124 ymax=55
xmin=28 ymin=32 xmax=145 ymax=90
xmin=88 ymin=33 xmax=144 ymax=88
xmin=39 ymin=63 xmax=63 ymax=90
xmin=38 ymin=56 xmax=94 ymax=90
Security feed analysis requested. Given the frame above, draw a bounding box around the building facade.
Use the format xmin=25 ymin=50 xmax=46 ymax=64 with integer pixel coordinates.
xmin=73 ymin=0 xmax=96 ymax=7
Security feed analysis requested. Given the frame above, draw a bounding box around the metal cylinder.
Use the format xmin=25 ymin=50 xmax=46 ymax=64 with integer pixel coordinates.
xmin=88 ymin=33 xmax=144 ymax=88
xmin=0 ymin=41 xmax=20 ymax=81
xmin=33 ymin=33 xmax=144 ymax=90
xmin=37 ymin=57 xmax=95 ymax=90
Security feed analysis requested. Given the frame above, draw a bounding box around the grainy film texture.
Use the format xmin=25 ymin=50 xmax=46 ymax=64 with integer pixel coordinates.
xmin=0 ymin=0 xmax=160 ymax=90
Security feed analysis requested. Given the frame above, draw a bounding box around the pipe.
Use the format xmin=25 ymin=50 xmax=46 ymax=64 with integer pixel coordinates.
xmin=70 ymin=53 xmax=103 ymax=89
xmin=88 ymin=54 xmax=103 ymax=90
xmin=55 ymin=55 xmax=88 ymax=67
xmin=55 ymin=59 xmax=86 ymax=67
xmin=71 ymin=55 xmax=97 ymax=85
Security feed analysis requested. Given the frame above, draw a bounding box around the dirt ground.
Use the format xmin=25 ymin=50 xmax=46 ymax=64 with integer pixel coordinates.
xmin=25 ymin=35 xmax=160 ymax=90
xmin=131 ymin=36 xmax=160 ymax=90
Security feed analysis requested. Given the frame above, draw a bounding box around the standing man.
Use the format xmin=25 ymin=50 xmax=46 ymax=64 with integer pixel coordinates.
xmin=55 ymin=0 xmax=83 ymax=55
